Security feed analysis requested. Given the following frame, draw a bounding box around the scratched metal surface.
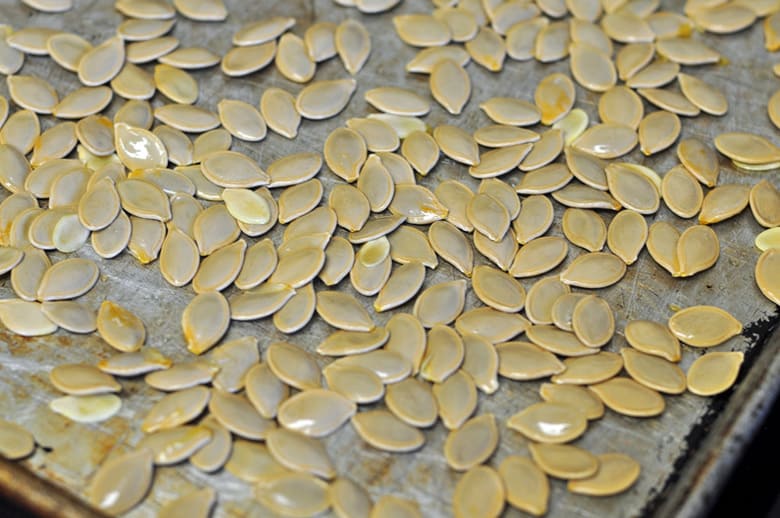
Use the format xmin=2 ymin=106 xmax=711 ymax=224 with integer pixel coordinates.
xmin=0 ymin=0 xmax=778 ymax=516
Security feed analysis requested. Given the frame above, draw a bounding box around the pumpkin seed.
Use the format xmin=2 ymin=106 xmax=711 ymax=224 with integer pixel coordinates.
xmin=328 ymin=478 xmax=372 ymax=518
xmin=750 ymin=180 xmax=780 ymax=228
xmin=518 ymin=129 xmax=564 ymax=172
xmin=190 ymin=416 xmax=232 ymax=472
xmin=534 ymin=72 xmax=575 ymax=125
xmin=52 ymin=87 xmax=112 ymax=120
xmin=351 ymin=410 xmax=425 ymax=452
xmin=159 ymin=488 xmax=215 ymax=518
xmin=626 ymin=59 xmax=680 ymax=89
xmin=529 ymin=443 xmax=599 ymax=480
xmin=526 ymin=324 xmax=599 ymax=357
xmin=419 ymin=324 xmax=464 ymax=383
xmin=86 ymin=448 xmax=153 ymax=516
xmin=49 ymin=393 xmax=121 ymax=423
xmin=276 ymin=33 xmax=316 ymax=83
xmin=413 ymin=279 xmax=467 ymax=328
xmin=332 ymin=349 xmax=412 ymax=384
xmin=383 ymin=313 xmax=426 ymax=375
xmin=158 ymin=46 xmax=220 ymax=69
xmin=266 ymin=341 xmax=321 ymax=390
xmin=676 ymin=72 xmax=728 ymax=116
xmin=0 ymin=419 xmax=35 ymax=460
xmin=687 ymin=351 xmax=744 ymax=397
xmin=621 ymin=348 xmax=686 ymax=394
xmin=347 ymin=119 xmax=399 ymax=153
xmin=508 ymin=402 xmax=587 ymax=443
xmin=699 ymin=184 xmax=751 ymax=225
xmin=0 ymin=28 xmax=24 ymax=75
xmin=496 ymin=341 xmax=565 ymax=380
xmin=255 ymin=473 xmax=330 ymax=518
xmin=0 ymin=110 xmax=39 ymax=155
xmin=535 ymin=20 xmax=570 ymax=62
xmin=115 ymin=99 xmax=154 ymax=128
xmin=49 ymin=363 xmax=120 ymax=396
xmin=540 ymin=382 xmax=604 ymax=420
xmin=509 ymin=236 xmax=568 ymax=278
xmin=661 ymin=165 xmax=703 ymax=219
xmin=92 ymin=210 xmax=131 ymax=259
xmin=572 ymin=123 xmax=637 ymax=159
xmin=646 ymin=221 xmax=681 ymax=275
xmin=406 ymin=45 xmax=470 ymax=73
xmin=464 ymin=27 xmax=506 ymax=71
xmin=160 ymin=226 xmax=200 ymax=287
xmin=209 ymin=390 xmax=276 ymax=440
xmin=209 ymin=335 xmax=259 ymax=393
xmin=77 ymin=37 xmax=124 ymax=86
xmin=433 ymin=7 xmax=478 ymax=42
xmin=757 ymin=248 xmax=780 ymax=304
xmin=96 ymin=300 xmax=146 ymax=352
xmin=675 ymin=224 xmax=719 ymax=277
xmin=97 ymin=350 xmax=173 ymax=376
xmin=145 ymin=360 xmax=217 ymax=391
xmin=264 ymin=428 xmax=334 ymax=480
xmin=233 ymin=16 xmax=294 ymax=46
xmin=229 ymin=283 xmax=296 ymax=321
xmin=458 ymin=308 xmax=528 ymax=347
xmin=137 ymin=426 xmax=212 ymax=466
xmin=154 ymin=104 xmax=220 ymax=133
xmin=296 ymin=79 xmax=357 ymax=120
xmin=430 ymin=59 xmax=470 ymax=115
xmin=550 ymin=351 xmax=623 ymax=385
xmin=589 ymin=377 xmax=665 ymax=417
xmin=615 ymin=42 xmax=654 ymax=81
xmin=126 ymin=36 xmax=179 ymax=65
xmin=567 ymin=453 xmax=640 ymax=496
xmin=37 ymin=257 xmax=99 ymax=301
xmin=560 ymin=252 xmax=626 ymax=288
xmin=304 ymin=21 xmax=337 ymax=63
xmin=506 ymin=17 xmax=548 ymax=61
xmin=221 ymin=41 xmax=276 ymax=76
xmin=561 ymin=208 xmax=605 ymax=252
xmin=500 ymin=456 xmax=549 ymax=516
xmin=142 ymin=386 xmax=210 ymax=433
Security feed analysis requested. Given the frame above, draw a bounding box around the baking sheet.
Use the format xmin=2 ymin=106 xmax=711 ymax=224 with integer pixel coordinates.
xmin=0 ymin=0 xmax=778 ymax=516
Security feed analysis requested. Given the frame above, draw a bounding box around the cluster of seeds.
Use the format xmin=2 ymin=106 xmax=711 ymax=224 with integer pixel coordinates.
xmin=0 ymin=0 xmax=779 ymax=516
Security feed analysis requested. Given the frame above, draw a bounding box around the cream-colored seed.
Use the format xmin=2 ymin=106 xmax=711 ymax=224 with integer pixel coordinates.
xmin=687 ymin=352 xmax=744 ymax=396
xmin=540 ymin=382 xmax=604 ymax=420
xmin=296 ymin=79 xmax=357 ymax=120
xmin=500 ymin=456 xmax=549 ymax=516
xmin=351 ymin=410 xmax=425 ymax=453
xmin=496 ymin=341 xmax=565 ymax=380
xmin=508 ymin=402 xmax=587 ymax=443
xmin=430 ymin=59 xmax=470 ymax=115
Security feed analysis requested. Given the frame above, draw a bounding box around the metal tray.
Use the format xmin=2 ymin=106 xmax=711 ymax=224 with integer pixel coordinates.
xmin=0 ymin=0 xmax=778 ymax=516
